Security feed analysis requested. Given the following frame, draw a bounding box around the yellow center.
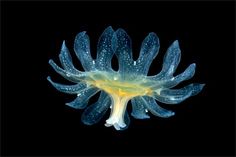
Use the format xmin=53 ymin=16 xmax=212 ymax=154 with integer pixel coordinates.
xmin=85 ymin=71 xmax=153 ymax=98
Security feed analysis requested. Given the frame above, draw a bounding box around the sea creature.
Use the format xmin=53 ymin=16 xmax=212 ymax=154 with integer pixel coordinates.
xmin=47 ymin=26 xmax=205 ymax=131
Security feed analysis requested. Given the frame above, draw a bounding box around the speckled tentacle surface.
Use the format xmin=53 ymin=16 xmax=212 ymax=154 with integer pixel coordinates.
xmin=48 ymin=26 xmax=205 ymax=131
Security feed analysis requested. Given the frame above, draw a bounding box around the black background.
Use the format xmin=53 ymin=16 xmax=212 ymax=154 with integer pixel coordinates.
xmin=1 ymin=1 xmax=235 ymax=156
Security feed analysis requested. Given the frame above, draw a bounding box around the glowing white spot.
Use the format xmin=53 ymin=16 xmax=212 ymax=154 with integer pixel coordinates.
xmin=133 ymin=61 xmax=136 ymax=65
xmin=145 ymin=109 xmax=148 ymax=113
xmin=92 ymin=60 xmax=95 ymax=64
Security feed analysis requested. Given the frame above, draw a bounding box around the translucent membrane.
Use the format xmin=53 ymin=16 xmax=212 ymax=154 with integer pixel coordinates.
xmin=48 ymin=26 xmax=205 ymax=131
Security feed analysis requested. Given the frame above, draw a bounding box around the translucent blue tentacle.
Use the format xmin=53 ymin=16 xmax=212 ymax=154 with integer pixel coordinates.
xmin=120 ymin=111 xmax=130 ymax=130
xmin=74 ymin=31 xmax=95 ymax=71
xmin=66 ymin=87 xmax=100 ymax=109
xmin=152 ymin=83 xmax=205 ymax=104
xmin=140 ymin=96 xmax=175 ymax=118
xmin=131 ymin=97 xmax=150 ymax=119
xmin=48 ymin=59 xmax=86 ymax=83
xmin=148 ymin=63 xmax=196 ymax=89
xmin=114 ymin=28 xmax=133 ymax=79
xmin=151 ymin=40 xmax=181 ymax=80
xmin=81 ymin=91 xmax=111 ymax=125
xmin=163 ymin=63 xmax=196 ymax=88
xmin=136 ymin=32 xmax=160 ymax=75
xmin=59 ymin=41 xmax=82 ymax=75
xmin=188 ymin=83 xmax=205 ymax=96
xmin=96 ymin=26 xmax=116 ymax=71
xmin=47 ymin=76 xmax=87 ymax=94
xmin=66 ymin=99 xmax=88 ymax=109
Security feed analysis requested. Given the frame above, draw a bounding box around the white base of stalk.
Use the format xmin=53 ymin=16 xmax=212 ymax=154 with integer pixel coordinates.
xmin=104 ymin=94 xmax=130 ymax=130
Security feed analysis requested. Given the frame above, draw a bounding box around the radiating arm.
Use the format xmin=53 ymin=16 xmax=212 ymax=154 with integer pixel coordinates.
xmin=135 ymin=32 xmax=160 ymax=75
xmin=74 ymin=31 xmax=95 ymax=71
xmin=152 ymin=83 xmax=205 ymax=104
xmin=147 ymin=63 xmax=196 ymax=90
xmin=59 ymin=41 xmax=82 ymax=75
xmin=47 ymin=76 xmax=87 ymax=94
xmin=81 ymin=91 xmax=111 ymax=125
xmin=66 ymin=87 xmax=100 ymax=109
xmin=131 ymin=97 xmax=150 ymax=119
xmin=141 ymin=96 xmax=175 ymax=118
xmin=96 ymin=26 xmax=116 ymax=71
xmin=48 ymin=59 xmax=86 ymax=83
xmin=114 ymin=28 xmax=134 ymax=80
xmin=151 ymin=40 xmax=181 ymax=80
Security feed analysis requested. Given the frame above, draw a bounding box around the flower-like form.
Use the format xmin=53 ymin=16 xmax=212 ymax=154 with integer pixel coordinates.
xmin=47 ymin=26 xmax=205 ymax=131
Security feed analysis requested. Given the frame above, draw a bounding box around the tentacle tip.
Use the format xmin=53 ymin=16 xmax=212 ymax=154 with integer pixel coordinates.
xmin=65 ymin=102 xmax=84 ymax=109
xmin=191 ymin=63 xmax=196 ymax=67
xmin=199 ymin=83 xmax=206 ymax=90
xmin=65 ymin=102 xmax=71 ymax=107
xmin=173 ymin=40 xmax=179 ymax=47
xmin=106 ymin=26 xmax=114 ymax=31
xmin=62 ymin=40 xmax=66 ymax=46
xmin=81 ymin=119 xmax=94 ymax=126
xmin=47 ymin=76 xmax=52 ymax=82
xmin=169 ymin=111 xmax=175 ymax=117
xmin=148 ymin=32 xmax=159 ymax=43
xmin=148 ymin=32 xmax=157 ymax=37
xmin=65 ymin=102 xmax=72 ymax=109
xmin=191 ymin=83 xmax=205 ymax=96
xmin=81 ymin=31 xmax=86 ymax=35
xmin=61 ymin=40 xmax=68 ymax=51
xmin=131 ymin=113 xmax=150 ymax=119
xmin=76 ymin=31 xmax=87 ymax=38
xmin=159 ymin=111 xmax=175 ymax=118
xmin=48 ymin=59 xmax=54 ymax=65
xmin=116 ymin=28 xmax=126 ymax=34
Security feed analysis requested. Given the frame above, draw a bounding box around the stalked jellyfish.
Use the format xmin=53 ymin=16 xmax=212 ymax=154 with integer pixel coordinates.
xmin=47 ymin=26 xmax=205 ymax=131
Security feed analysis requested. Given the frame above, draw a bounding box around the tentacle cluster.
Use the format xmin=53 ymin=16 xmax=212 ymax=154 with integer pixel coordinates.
xmin=47 ymin=26 xmax=205 ymax=131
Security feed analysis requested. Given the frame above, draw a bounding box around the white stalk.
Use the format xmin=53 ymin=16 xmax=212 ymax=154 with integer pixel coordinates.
xmin=105 ymin=94 xmax=130 ymax=130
